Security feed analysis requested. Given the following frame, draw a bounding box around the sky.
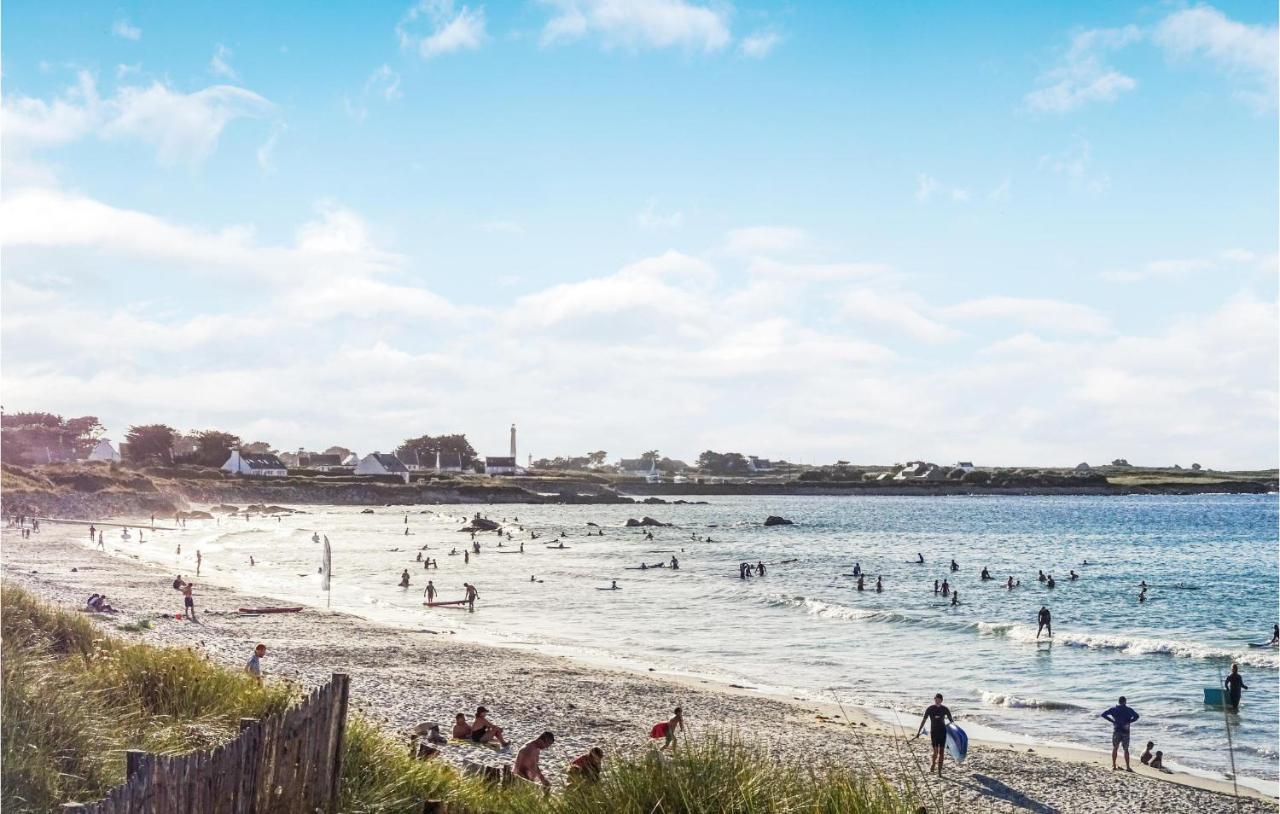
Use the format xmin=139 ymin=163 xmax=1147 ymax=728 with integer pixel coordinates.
xmin=1 ymin=0 xmax=1277 ymax=467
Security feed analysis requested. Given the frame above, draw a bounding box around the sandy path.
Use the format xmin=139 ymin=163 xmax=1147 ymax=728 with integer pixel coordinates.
xmin=2 ymin=523 xmax=1273 ymax=814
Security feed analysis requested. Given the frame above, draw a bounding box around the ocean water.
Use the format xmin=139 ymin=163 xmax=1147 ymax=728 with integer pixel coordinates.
xmin=108 ymin=494 xmax=1278 ymax=789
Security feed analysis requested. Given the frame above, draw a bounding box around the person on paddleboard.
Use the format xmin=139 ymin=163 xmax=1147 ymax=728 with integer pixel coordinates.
xmin=916 ymin=693 xmax=953 ymax=775
xmin=1270 ymin=624 xmax=1278 ymax=645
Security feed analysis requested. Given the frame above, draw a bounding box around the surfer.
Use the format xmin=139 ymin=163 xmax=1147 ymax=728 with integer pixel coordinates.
xmin=1101 ymin=696 xmax=1139 ymax=771
xmin=671 ymin=556 xmax=679 ymax=569
xmin=424 ymin=580 xmax=436 ymax=602
xmin=950 ymin=559 xmax=959 ymax=572
xmin=1138 ymin=587 xmax=1146 ymax=603
xmin=464 ymin=582 xmax=479 ymax=611
xmin=399 ymin=570 xmax=410 ymax=588
xmin=853 ymin=563 xmax=861 ymax=576
xmin=1006 ymin=576 xmax=1014 ymax=590
xmin=856 ymin=575 xmax=865 ymax=591
xmin=1270 ymin=624 xmax=1279 ymax=645
xmin=950 ymin=590 xmax=959 ymax=607
xmin=916 ymin=553 xmax=925 ymax=564
xmin=980 ymin=567 xmax=991 ymax=580
xmin=610 ymin=580 xmax=619 ymax=590
xmin=915 ymin=693 xmax=953 ymax=776
xmin=1224 ymin=664 xmax=1248 ymax=711
xmin=1036 ymin=605 xmax=1052 ymax=638
xmin=1069 ymin=570 xmax=1079 ymax=581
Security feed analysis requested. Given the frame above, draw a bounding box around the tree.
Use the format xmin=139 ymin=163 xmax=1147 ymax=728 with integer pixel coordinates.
xmin=396 ymin=433 xmax=477 ymax=468
xmin=324 ymin=445 xmax=353 ymax=459
xmin=242 ymin=441 xmax=275 ymax=454
xmin=641 ymin=450 xmax=660 ymax=463
xmin=193 ymin=430 xmax=241 ymax=467
xmin=586 ymin=450 xmax=608 ymax=468
xmin=125 ymin=424 xmax=177 ymax=464
xmin=696 ymin=450 xmax=751 ymax=476
xmin=1 ymin=412 xmax=104 ymax=464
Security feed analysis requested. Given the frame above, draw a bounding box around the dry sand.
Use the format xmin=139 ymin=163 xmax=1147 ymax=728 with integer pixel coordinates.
xmin=3 ymin=521 xmax=1275 ymax=814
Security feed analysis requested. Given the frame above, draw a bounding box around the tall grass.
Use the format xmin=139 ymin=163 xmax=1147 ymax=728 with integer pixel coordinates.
xmin=1 ymin=584 xmax=920 ymax=814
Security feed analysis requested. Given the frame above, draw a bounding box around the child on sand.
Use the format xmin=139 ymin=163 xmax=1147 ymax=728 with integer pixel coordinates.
xmin=1140 ymin=741 xmax=1155 ymax=765
xmin=567 ymin=747 xmax=604 ymax=783
xmin=246 ymin=644 xmax=266 ymax=683
xmin=651 ymin=706 xmax=684 ymax=750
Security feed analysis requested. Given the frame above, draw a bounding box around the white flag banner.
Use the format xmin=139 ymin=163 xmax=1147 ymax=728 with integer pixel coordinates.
xmin=322 ymin=538 xmax=332 ymax=595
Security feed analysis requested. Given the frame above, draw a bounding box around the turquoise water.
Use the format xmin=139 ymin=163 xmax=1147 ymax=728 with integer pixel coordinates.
xmin=127 ymin=493 xmax=1279 ymax=788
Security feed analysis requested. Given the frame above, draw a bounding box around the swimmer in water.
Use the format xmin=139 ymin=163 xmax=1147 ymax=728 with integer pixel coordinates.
xmin=1046 ymin=575 xmax=1056 ymax=589
xmin=980 ymin=567 xmax=991 ymax=580
xmin=917 ymin=553 xmax=925 ymax=564
xmin=951 ymin=590 xmax=959 ymax=606
xmin=1038 ymin=570 xmax=1046 ymax=583
xmin=875 ymin=576 xmax=883 ymax=593
xmin=399 ymin=570 xmax=410 ymax=588
xmin=1006 ymin=576 xmax=1014 ymax=589
xmin=950 ymin=559 xmax=959 ymax=572
xmin=1069 ymin=570 xmax=1079 ymax=580
xmin=857 ymin=575 xmax=865 ymax=591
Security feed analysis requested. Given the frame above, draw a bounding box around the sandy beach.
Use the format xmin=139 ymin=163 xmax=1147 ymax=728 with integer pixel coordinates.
xmin=3 ymin=520 xmax=1274 ymax=814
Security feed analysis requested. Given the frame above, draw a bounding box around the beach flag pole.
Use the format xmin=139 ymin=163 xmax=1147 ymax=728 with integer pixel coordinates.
xmin=1216 ymin=665 xmax=1241 ymax=813
xmin=323 ymin=538 xmax=332 ymax=608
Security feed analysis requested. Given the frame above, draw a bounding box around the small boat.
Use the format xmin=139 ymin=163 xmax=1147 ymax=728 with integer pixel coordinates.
xmin=238 ymin=607 xmax=303 ymax=614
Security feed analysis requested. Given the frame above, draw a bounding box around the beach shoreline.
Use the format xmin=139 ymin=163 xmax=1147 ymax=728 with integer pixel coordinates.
xmin=3 ymin=517 xmax=1275 ymax=814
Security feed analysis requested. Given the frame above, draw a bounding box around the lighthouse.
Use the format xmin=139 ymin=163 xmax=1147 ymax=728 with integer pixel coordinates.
xmin=510 ymin=424 xmax=517 ymax=460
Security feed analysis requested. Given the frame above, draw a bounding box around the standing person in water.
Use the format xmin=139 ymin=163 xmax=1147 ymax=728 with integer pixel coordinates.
xmin=1101 ymin=696 xmax=1140 ymax=771
xmin=1037 ymin=605 xmax=1052 ymax=638
xmin=950 ymin=590 xmax=959 ymax=606
xmin=1224 ymin=664 xmax=1249 ymax=711
xmin=856 ymin=575 xmax=865 ymax=591
xmin=424 ymin=580 xmax=436 ymax=603
xmin=1269 ymin=623 xmax=1278 ymax=645
xmin=875 ymin=576 xmax=883 ymax=593
xmin=916 ymin=693 xmax=954 ymax=776
xmin=464 ymin=582 xmax=479 ymax=611
xmin=399 ymin=569 xmax=410 ymax=588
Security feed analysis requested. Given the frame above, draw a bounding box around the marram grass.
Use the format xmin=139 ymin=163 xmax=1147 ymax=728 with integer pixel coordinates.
xmin=1 ymin=584 xmax=923 ymax=813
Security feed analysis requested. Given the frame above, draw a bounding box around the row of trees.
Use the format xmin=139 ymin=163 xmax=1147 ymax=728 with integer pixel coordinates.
xmin=395 ymin=433 xmax=478 ymax=468
xmin=1 ymin=412 xmax=105 ymax=465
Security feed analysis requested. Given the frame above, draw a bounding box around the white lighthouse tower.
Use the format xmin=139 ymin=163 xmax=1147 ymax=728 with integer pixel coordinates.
xmin=509 ymin=424 xmax=517 ymax=460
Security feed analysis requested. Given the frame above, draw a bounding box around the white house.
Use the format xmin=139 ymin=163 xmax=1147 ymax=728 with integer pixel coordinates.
xmin=341 ymin=452 xmax=360 ymax=467
xmin=435 ymin=451 xmax=466 ymax=473
xmin=221 ymin=451 xmax=289 ymax=477
xmin=955 ymin=461 xmax=976 ymax=473
xmin=748 ymin=456 xmax=775 ymax=473
xmin=483 ymin=456 xmax=519 ymax=476
xmin=87 ymin=439 xmax=121 ymax=462
xmin=354 ymin=452 xmax=409 ymax=476
xmin=298 ymin=452 xmax=350 ymax=472
xmin=618 ymin=457 xmax=661 ymax=483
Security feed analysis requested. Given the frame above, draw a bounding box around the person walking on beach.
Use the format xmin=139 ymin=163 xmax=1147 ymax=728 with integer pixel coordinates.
xmin=1101 ymin=696 xmax=1139 ymax=771
xmin=1037 ymin=605 xmax=1052 ymax=638
xmin=246 ymin=644 xmax=266 ymax=683
xmin=916 ymin=693 xmax=953 ymax=776
xmin=97 ymin=530 xmax=106 ymax=550
xmin=652 ymin=706 xmax=684 ymax=750
xmin=515 ymin=731 xmax=554 ymax=791
xmin=89 ymin=524 xmax=96 ymax=541
xmin=181 ymin=582 xmax=197 ymax=622
xmin=1224 ymin=664 xmax=1249 ymax=711
xmin=425 ymin=580 xmax=436 ymax=603
xmin=464 ymin=582 xmax=479 ymax=611
xmin=196 ymin=550 xmax=202 ymax=576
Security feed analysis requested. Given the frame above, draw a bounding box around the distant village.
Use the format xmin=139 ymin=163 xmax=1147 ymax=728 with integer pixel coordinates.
xmin=0 ymin=411 xmax=1212 ymax=484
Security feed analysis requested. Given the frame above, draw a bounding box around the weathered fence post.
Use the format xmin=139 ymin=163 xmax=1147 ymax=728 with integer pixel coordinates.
xmin=126 ymin=748 xmax=148 ymax=778
xmin=59 ymin=804 xmax=86 ymax=812
xmin=326 ymin=672 xmax=350 ymax=814
xmin=239 ymin=717 xmax=258 ymax=731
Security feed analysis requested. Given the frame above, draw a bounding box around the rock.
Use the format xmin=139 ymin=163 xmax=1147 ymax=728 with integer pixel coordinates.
xmin=763 ymin=516 xmax=795 ymax=526
xmin=211 ymin=504 xmax=239 ymax=514
xmin=360 ymin=509 xmax=375 ymax=514
xmin=461 ymin=518 xmax=500 ymax=532
xmin=625 ymin=517 xmax=671 ymax=527
xmin=178 ymin=510 xmax=214 ymax=520
xmin=641 ymin=497 xmax=669 ymax=504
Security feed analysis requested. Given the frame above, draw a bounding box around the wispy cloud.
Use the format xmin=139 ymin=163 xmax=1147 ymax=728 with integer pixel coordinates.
xmin=111 ymin=18 xmax=141 ymax=41
xmin=1025 ymin=25 xmax=1141 ymax=113
xmin=209 ymin=43 xmax=238 ymax=80
xmin=740 ymin=31 xmax=780 ymax=59
xmin=1038 ymin=137 xmax=1109 ymax=193
xmin=540 ymin=0 xmax=730 ymax=52
xmin=365 ymin=65 xmax=403 ymax=102
xmin=1153 ymin=6 xmax=1278 ymax=110
xmin=915 ymin=173 xmax=970 ymax=204
xmin=398 ymin=0 xmax=487 ymax=58
xmin=636 ymin=200 xmax=684 ymax=230
xmin=257 ymin=121 xmax=286 ymax=172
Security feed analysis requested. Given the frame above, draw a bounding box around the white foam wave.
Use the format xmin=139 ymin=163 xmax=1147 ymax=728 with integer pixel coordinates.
xmin=980 ymin=691 xmax=1085 ymax=711
xmin=1004 ymin=626 xmax=1278 ymax=668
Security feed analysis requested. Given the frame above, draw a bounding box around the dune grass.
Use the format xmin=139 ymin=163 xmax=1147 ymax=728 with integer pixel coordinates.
xmin=1 ymin=584 xmax=922 ymax=813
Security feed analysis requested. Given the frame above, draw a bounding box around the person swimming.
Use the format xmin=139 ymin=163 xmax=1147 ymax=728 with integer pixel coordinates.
xmin=875 ymin=576 xmax=883 ymax=593
xmin=980 ymin=567 xmax=991 ymax=580
xmin=1069 ymin=570 xmax=1079 ymax=580
xmin=1046 ymin=575 xmax=1056 ymax=589
xmin=916 ymin=553 xmax=925 ymax=564
xmin=950 ymin=559 xmax=959 ymax=572
xmin=951 ymin=590 xmax=959 ymax=606
xmin=856 ymin=575 xmax=865 ymax=591
xmin=1038 ymin=570 xmax=1046 ymax=582
xmin=941 ymin=579 xmax=950 ymax=597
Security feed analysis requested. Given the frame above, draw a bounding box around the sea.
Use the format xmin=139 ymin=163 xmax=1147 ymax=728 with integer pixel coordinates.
xmin=105 ymin=493 xmax=1279 ymax=791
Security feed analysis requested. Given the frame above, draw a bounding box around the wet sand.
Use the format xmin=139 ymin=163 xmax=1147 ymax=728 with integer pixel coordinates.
xmin=2 ymin=522 xmax=1274 ymax=814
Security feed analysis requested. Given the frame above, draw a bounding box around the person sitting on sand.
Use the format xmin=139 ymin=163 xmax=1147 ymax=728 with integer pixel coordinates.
xmin=173 ymin=575 xmax=185 ymax=591
xmin=515 ymin=731 xmax=555 ymax=791
xmin=651 ymin=707 xmax=684 ymax=750
xmin=451 ymin=713 xmax=473 ymax=740
xmin=87 ymin=593 xmax=101 ymax=611
xmin=94 ymin=594 xmax=117 ymax=613
xmin=567 ymin=746 xmax=605 ymax=783
xmin=1149 ymin=750 xmax=1166 ymax=771
xmin=471 ymin=706 xmax=509 ymax=747
xmin=1140 ymin=741 xmax=1155 ymax=765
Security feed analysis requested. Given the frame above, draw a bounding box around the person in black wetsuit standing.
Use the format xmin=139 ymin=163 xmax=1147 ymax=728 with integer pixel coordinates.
xmin=916 ymin=693 xmax=954 ymax=775
xmin=1224 ymin=664 xmax=1248 ymax=711
xmin=1037 ymin=605 xmax=1052 ymax=639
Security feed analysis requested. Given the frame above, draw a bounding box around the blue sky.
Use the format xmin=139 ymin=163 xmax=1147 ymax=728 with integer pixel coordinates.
xmin=2 ymin=0 xmax=1277 ymax=466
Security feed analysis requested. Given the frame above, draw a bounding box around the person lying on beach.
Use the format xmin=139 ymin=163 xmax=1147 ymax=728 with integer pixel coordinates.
xmin=515 ymin=731 xmax=555 ymax=791
xmin=470 ymin=707 xmax=509 ymax=747
xmin=1140 ymin=741 xmax=1155 ymax=765
xmin=651 ymin=706 xmax=684 ymax=750
xmin=567 ymin=747 xmax=604 ymax=783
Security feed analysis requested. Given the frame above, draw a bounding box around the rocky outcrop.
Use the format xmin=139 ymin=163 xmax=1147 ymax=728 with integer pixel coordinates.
xmin=461 ymin=518 xmax=500 ymax=532
xmin=763 ymin=516 xmax=794 ymax=526
xmin=625 ymin=517 xmax=671 ymax=527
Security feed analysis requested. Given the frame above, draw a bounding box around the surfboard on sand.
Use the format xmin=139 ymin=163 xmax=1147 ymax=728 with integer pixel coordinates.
xmin=945 ymin=723 xmax=968 ymax=763
xmin=238 ymin=607 xmax=303 ymax=614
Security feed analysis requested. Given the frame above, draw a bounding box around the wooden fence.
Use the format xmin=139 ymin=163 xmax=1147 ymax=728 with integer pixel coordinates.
xmin=63 ymin=673 xmax=350 ymax=814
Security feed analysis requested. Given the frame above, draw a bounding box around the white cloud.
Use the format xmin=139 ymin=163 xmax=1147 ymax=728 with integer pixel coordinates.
xmin=365 ymin=65 xmax=403 ymax=101
xmin=398 ymin=0 xmax=487 ymax=58
xmin=740 ymin=31 xmax=780 ymax=58
xmin=915 ymin=173 xmax=940 ymax=203
xmin=745 ymin=257 xmax=889 ymax=282
xmin=257 ymin=121 xmax=286 ymax=172
xmin=540 ymin=0 xmax=730 ymax=52
xmin=1153 ymin=6 xmax=1278 ymax=109
xmin=941 ymin=296 xmax=1111 ymax=335
xmin=1100 ymin=249 xmax=1268 ymax=283
xmin=112 ymin=19 xmax=141 ymax=41
xmin=209 ymin=43 xmax=238 ymax=80
xmin=841 ymin=289 xmax=961 ymax=343
xmin=724 ymin=226 xmax=808 ymax=256
xmin=1039 ymin=137 xmax=1109 ymax=192
xmin=2 ymin=73 xmax=272 ymax=171
xmin=636 ymin=200 xmax=684 ymax=229
xmin=478 ymin=220 xmax=526 ymax=235
xmin=1025 ymin=25 xmax=1141 ymax=113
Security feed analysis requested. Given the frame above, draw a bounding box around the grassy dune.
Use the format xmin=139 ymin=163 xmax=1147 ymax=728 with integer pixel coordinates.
xmin=0 ymin=584 xmax=921 ymax=814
